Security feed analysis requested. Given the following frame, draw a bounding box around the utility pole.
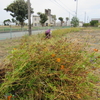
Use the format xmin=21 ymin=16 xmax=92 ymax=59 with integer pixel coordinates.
xmin=27 ymin=0 xmax=32 ymax=35
xmin=69 ymin=12 xmax=70 ymax=21
xmin=75 ymin=0 xmax=78 ymax=17
xmin=84 ymin=12 xmax=86 ymax=23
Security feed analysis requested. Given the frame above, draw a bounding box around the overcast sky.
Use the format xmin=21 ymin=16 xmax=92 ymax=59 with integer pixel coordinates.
xmin=0 ymin=0 xmax=100 ymax=23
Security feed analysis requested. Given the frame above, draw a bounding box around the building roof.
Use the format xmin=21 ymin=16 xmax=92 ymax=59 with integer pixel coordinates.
xmin=91 ymin=18 xmax=100 ymax=20
xmin=33 ymin=15 xmax=39 ymax=17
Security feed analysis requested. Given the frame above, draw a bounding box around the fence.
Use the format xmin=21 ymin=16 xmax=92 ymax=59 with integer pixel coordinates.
xmin=0 ymin=25 xmax=71 ymax=40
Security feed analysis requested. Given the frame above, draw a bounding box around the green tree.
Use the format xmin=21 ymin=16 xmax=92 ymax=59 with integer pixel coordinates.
xmin=12 ymin=18 xmax=16 ymax=23
xmin=52 ymin=15 xmax=57 ymax=26
xmin=3 ymin=19 xmax=11 ymax=26
xmin=4 ymin=0 xmax=34 ymax=28
xmin=11 ymin=18 xmax=18 ymax=25
xmin=58 ymin=17 xmax=63 ymax=26
xmin=37 ymin=12 xmax=48 ymax=26
xmin=66 ymin=17 xmax=69 ymax=26
xmin=71 ymin=16 xmax=79 ymax=27
xmin=90 ymin=20 xmax=98 ymax=26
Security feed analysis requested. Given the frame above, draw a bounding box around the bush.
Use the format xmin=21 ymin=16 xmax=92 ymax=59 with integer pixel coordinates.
xmin=90 ymin=20 xmax=98 ymax=27
xmin=0 ymin=28 xmax=99 ymax=100
xmin=83 ymin=23 xmax=90 ymax=27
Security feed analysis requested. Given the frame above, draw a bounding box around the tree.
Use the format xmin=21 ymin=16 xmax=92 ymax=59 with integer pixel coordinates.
xmin=58 ymin=17 xmax=63 ymax=26
xmin=66 ymin=17 xmax=69 ymax=26
xmin=3 ymin=19 xmax=11 ymax=26
xmin=90 ymin=20 xmax=98 ymax=26
xmin=71 ymin=16 xmax=79 ymax=27
xmin=11 ymin=18 xmax=18 ymax=25
xmin=52 ymin=15 xmax=57 ymax=26
xmin=12 ymin=18 xmax=16 ymax=23
xmin=37 ymin=12 xmax=48 ymax=27
xmin=4 ymin=0 xmax=34 ymax=28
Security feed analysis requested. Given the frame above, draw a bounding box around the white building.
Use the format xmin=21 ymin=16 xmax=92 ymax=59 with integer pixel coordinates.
xmin=79 ymin=21 xmax=83 ymax=27
xmin=32 ymin=15 xmax=41 ymax=26
xmin=91 ymin=18 xmax=100 ymax=23
xmin=32 ymin=9 xmax=56 ymax=27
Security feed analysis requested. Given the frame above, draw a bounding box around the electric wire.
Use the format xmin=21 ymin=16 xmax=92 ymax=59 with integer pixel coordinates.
xmin=57 ymin=0 xmax=75 ymax=14
xmin=49 ymin=0 xmax=75 ymax=16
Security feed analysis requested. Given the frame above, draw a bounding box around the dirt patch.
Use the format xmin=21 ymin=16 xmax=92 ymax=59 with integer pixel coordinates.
xmin=66 ymin=28 xmax=100 ymax=99
xmin=0 ymin=38 xmax=21 ymax=63
xmin=67 ymin=29 xmax=100 ymax=52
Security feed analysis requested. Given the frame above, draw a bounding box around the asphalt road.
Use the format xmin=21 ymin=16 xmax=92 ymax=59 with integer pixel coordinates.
xmin=0 ymin=30 xmax=46 ymax=40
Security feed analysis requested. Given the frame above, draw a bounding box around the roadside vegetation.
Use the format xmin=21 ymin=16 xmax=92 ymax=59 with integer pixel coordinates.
xmin=0 ymin=28 xmax=100 ymax=100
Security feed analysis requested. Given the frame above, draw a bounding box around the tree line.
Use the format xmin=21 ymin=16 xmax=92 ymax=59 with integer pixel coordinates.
xmin=4 ymin=0 xmax=79 ymax=27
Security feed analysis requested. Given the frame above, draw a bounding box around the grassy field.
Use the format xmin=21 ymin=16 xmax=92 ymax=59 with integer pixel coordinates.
xmin=0 ymin=27 xmax=100 ymax=100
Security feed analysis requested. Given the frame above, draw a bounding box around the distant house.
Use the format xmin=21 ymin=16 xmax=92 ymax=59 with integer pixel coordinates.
xmin=32 ymin=9 xmax=56 ymax=27
xmin=32 ymin=15 xmax=41 ymax=27
xmin=91 ymin=18 xmax=100 ymax=23
xmin=79 ymin=21 xmax=83 ymax=27
xmin=56 ymin=21 xmax=71 ymax=27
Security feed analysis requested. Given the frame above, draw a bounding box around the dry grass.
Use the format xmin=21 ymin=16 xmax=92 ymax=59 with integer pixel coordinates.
xmin=0 ymin=38 xmax=21 ymax=64
xmin=0 ymin=27 xmax=100 ymax=100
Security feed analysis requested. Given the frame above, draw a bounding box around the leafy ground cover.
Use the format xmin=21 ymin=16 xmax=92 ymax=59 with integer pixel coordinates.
xmin=0 ymin=27 xmax=100 ymax=100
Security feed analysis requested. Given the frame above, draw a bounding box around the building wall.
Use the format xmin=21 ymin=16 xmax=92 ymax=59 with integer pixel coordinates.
xmin=45 ymin=15 xmax=55 ymax=26
xmin=32 ymin=9 xmax=56 ymax=27
xmin=32 ymin=16 xmax=41 ymax=26
xmin=79 ymin=22 xmax=83 ymax=27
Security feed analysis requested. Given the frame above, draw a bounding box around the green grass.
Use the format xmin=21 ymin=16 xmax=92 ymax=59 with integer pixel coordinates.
xmin=0 ymin=28 xmax=100 ymax=100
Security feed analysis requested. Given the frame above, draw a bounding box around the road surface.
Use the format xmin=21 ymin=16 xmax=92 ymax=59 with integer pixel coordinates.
xmin=0 ymin=30 xmax=46 ymax=40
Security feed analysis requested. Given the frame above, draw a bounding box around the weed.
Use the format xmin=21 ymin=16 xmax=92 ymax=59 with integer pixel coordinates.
xmin=0 ymin=28 xmax=99 ymax=100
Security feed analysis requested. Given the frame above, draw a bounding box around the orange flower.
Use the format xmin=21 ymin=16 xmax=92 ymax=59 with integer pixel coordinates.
xmin=93 ymin=49 xmax=98 ymax=52
xmin=8 ymin=96 xmax=12 ymax=100
xmin=51 ymin=54 xmax=55 ymax=57
xmin=56 ymin=58 xmax=61 ymax=62
xmin=61 ymin=65 xmax=65 ymax=69
xmin=85 ymin=71 xmax=89 ymax=74
xmin=13 ymin=48 xmax=17 ymax=50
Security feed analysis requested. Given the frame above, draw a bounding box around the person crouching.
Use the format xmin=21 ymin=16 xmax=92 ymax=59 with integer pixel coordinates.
xmin=45 ymin=29 xmax=52 ymax=39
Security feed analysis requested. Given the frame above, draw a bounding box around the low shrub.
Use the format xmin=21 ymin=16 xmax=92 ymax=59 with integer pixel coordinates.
xmin=83 ymin=23 xmax=90 ymax=27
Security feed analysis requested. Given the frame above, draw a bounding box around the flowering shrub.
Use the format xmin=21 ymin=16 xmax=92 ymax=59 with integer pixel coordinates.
xmin=0 ymin=28 xmax=99 ymax=100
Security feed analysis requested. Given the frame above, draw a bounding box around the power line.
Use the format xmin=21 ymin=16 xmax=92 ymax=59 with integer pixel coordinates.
xmin=54 ymin=0 xmax=75 ymax=16
xmin=49 ymin=0 xmax=75 ymax=16
xmin=57 ymin=0 xmax=75 ymax=14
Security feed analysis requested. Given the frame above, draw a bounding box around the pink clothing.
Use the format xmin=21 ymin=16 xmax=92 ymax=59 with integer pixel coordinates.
xmin=45 ymin=29 xmax=50 ymax=34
